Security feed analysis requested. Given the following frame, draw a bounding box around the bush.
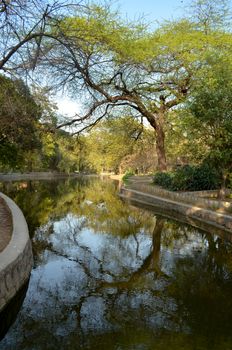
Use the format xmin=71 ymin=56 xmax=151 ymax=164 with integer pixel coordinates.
xmin=153 ymin=164 xmax=221 ymax=191
xmin=153 ymin=172 xmax=173 ymax=189
xmin=122 ymin=170 xmax=135 ymax=183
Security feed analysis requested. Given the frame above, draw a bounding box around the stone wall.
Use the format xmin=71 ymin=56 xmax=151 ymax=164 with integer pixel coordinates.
xmin=0 ymin=172 xmax=72 ymax=181
xmin=127 ymin=182 xmax=232 ymax=214
xmin=120 ymin=187 xmax=232 ymax=233
xmin=0 ymin=193 xmax=33 ymax=312
xmin=0 ymin=197 xmax=12 ymax=252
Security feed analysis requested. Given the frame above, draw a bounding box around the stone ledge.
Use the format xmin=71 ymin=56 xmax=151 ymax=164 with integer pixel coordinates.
xmin=0 ymin=197 xmax=12 ymax=253
xmin=120 ymin=187 xmax=232 ymax=234
xmin=0 ymin=193 xmax=33 ymax=312
xmin=127 ymin=182 xmax=232 ymax=214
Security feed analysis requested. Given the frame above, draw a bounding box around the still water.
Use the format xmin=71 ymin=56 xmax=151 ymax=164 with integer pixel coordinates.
xmin=1 ymin=177 xmax=232 ymax=350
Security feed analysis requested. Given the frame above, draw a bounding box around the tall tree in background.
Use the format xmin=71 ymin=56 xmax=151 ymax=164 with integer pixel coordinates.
xmin=84 ymin=116 xmax=156 ymax=174
xmin=188 ymin=0 xmax=231 ymax=32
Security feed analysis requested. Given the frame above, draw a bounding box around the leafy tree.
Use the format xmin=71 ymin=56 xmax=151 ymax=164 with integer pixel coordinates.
xmin=165 ymin=109 xmax=210 ymax=166
xmin=1 ymin=1 xmax=232 ymax=175
xmin=0 ymin=0 xmax=83 ymax=72
xmin=0 ymin=75 xmax=41 ymax=169
xmin=84 ymin=116 xmax=156 ymax=174
xmin=39 ymin=4 xmax=232 ymax=171
xmin=188 ymin=0 xmax=231 ymax=32
xmin=189 ymin=54 xmax=232 ymax=195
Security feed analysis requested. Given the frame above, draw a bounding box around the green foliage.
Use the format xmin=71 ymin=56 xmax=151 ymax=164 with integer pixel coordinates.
xmin=165 ymin=109 xmax=210 ymax=165
xmin=153 ymin=164 xmax=221 ymax=191
xmin=84 ymin=116 xmax=155 ymax=174
xmin=188 ymin=0 xmax=231 ymax=32
xmin=1 ymin=2 xmax=232 ymax=175
xmin=0 ymin=75 xmax=42 ymax=169
xmin=171 ymin=164 xmax=220 ymax=191
xmin=189 ymin=54 xmax=232 ymax=182
xmin=122 ymin=170 xmax=135 ymax=183
xmin=153 ymin=172 xmax=173 ymax=189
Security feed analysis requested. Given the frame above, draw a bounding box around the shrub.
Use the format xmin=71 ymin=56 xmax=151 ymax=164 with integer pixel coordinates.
xmin=153 ymin=164 xmax=221 ymax=191
xmin=170 ymin=165 xmax=194 ymax=191
xmin=153 ymin=172 xmax=173 ymax=189
xmin=122 ymin=170 xmax=135 ymax=183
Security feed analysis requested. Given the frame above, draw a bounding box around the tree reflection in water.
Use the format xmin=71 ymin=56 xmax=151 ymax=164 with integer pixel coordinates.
xmin=1 ymin=178 xmax=232 ymax=350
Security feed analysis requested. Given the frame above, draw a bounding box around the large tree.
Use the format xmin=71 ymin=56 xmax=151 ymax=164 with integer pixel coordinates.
xmin=36 ymin=3 xmax=232 ymax=171
xmin=1 ymin=0 xmax=232 ymax=172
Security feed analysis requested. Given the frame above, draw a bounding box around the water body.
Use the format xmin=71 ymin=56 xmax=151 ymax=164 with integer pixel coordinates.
xmin=0 ymin=177 xmax=232 ymax=350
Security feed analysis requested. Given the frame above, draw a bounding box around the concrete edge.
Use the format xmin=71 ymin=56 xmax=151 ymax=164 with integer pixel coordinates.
xmin=120 ymin=187 xmax=232 ymax=234
xmin=127 ymin=182 xmax=232 ymax=214
xmin=0 ymin=196 xmax=12 ymax=253
xmin=0 ymin=192 xmax=33 ymax=311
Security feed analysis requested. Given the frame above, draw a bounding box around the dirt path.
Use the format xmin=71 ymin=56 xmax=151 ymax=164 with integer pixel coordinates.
xmin=0 ymin=197 xmax=12 ymax=252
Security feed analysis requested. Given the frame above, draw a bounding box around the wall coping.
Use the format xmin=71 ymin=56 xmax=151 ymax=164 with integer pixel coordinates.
xmin=120 ymin=187 xmax=232 ymax=234
xmin=0 ymin=192 xmax=33 ymax=312
xmin=127 ymin=182 xmax=232 ymax=214
xmin=0 ymin=193 xmax=29 ymax=270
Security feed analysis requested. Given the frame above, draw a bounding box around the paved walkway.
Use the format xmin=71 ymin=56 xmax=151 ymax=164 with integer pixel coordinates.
xmin=0 ymin=197 xmax=12 ymax=252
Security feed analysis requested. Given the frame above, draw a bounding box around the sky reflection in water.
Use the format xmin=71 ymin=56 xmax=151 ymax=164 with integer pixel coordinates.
xmin=1 ymin=178 xmax=232 ymax=350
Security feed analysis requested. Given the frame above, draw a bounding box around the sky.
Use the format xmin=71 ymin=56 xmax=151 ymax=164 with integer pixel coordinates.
xmin=57 ymin=0 xmax=186 ymax=117
xmin=115 ymin=0 xmax=185 ymax=24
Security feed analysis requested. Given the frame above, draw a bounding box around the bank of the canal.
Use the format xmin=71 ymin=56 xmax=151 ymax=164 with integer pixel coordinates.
xmin=120 ymin=176 xmax=232 ymax=234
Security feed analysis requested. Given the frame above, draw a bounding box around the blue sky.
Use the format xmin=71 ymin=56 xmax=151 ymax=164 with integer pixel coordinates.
xmin=115 ymin=0 xmax=185 ymax=24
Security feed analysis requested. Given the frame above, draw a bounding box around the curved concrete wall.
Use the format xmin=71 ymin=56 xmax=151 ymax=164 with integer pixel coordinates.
xmin=0 ymin=193 xmax=33 ymax=312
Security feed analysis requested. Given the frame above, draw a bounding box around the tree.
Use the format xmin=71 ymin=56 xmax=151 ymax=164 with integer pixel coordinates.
xmin=84 ymin=116 xmax=153 ymax=174
xmin=0 ymin=0 xmax=83 ymax=73
xmin=165 ymin=109 xmax=210 ymax=166
xmin=1 ymin=1 xmax=232 ymax=173
xmin=37 ymin=5 xmax=232 ymax=171
xmin=189 ymin=54 xmax=232 ymax=196
xmin=0 ymin=75 xmax=41 ymax=169
xmin=187 ymin=0 xmax=231 ymax=33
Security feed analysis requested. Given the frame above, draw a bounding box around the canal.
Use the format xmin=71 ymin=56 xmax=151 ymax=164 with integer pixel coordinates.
xmin=0 ymin=177 xmax=232 ymax=349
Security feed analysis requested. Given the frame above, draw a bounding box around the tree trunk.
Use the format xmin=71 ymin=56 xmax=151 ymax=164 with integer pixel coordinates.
xmin=155 ymin=114 xmax=167 ymax=171
xmin=217 ymin=170 xmax=228 ymax=200
xmin=147 ymin=108 xmax=167 ymax=171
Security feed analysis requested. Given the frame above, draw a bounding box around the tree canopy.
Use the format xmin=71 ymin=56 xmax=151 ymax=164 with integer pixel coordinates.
xmin=0 ymin=0 xmax=232 ymax=187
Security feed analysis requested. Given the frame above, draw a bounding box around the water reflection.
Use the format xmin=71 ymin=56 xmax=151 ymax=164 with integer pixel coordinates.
xmin=0 ymin=281 xmax=29 ymax=342
xmin=0 ymin=178 xmax=232 ymax=349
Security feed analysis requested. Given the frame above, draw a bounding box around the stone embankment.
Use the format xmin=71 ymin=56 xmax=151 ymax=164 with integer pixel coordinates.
xmin=0 ymin=171 xmax=78 ymax=181
xmin=0 ymin=193 xmax=33 ymax=312
xmin=120 ymin=176 xmax=232 ymax=234
xmin=0 ymin=172 xmax=100 ymax=182
xmin=0 ymin=198 xmax=12 ymax=253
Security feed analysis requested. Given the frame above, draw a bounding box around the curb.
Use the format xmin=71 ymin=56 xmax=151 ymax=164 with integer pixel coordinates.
xmin=0 ymin=193 xmax=33 ymax=312
xmin=120 ymin=187 xmax=232 ymax=234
